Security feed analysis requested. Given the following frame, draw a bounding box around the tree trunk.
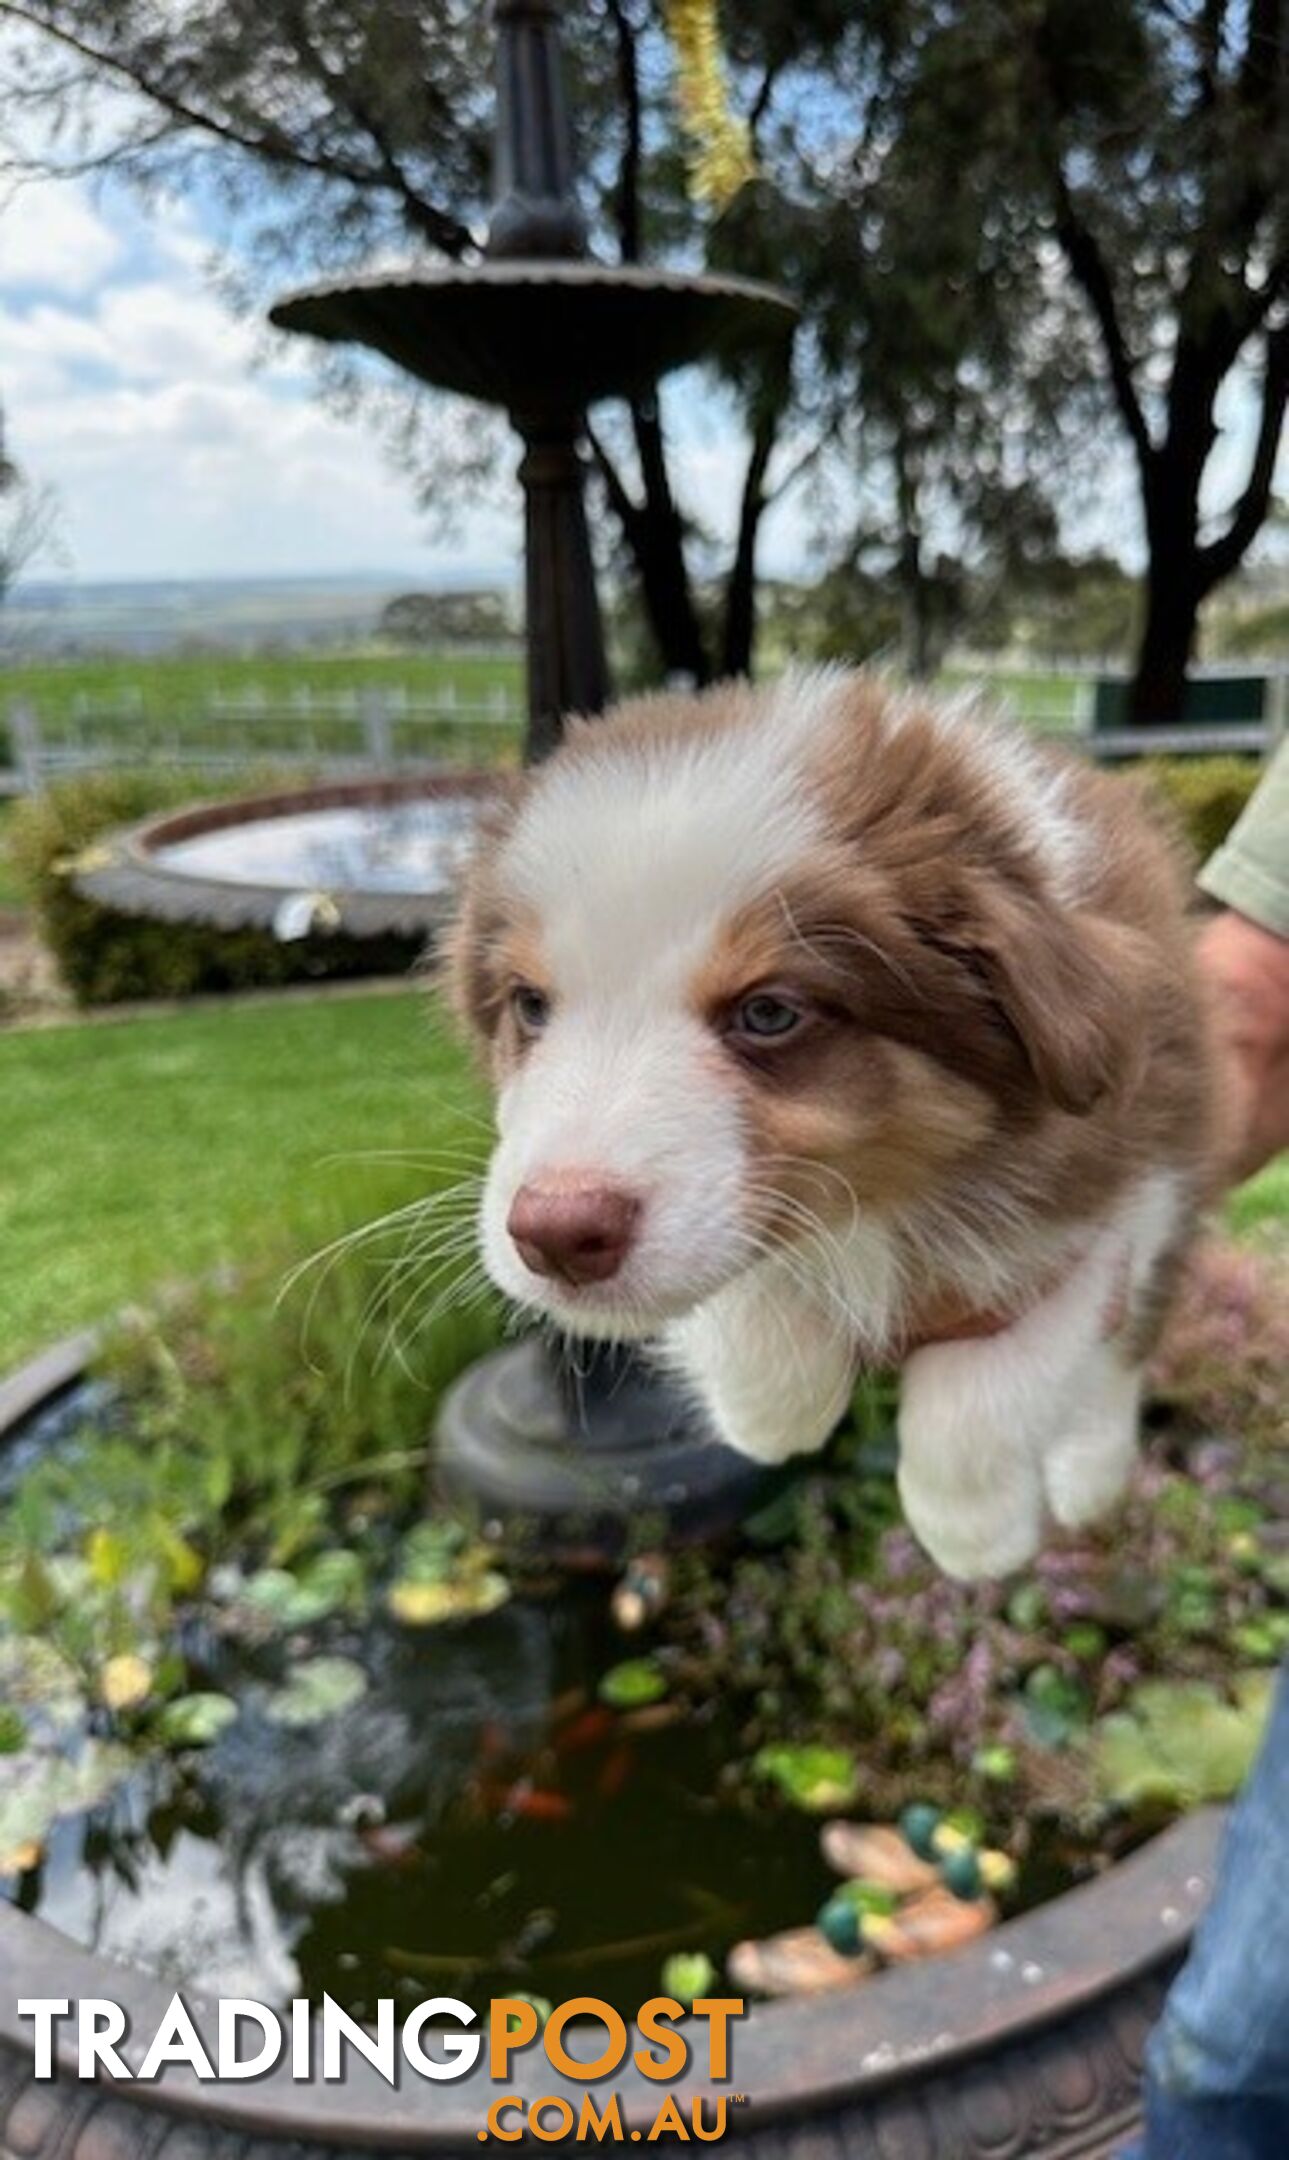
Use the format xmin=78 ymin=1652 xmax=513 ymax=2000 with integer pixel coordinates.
xmin=720 ymin=411 xmax=775 ymax=679
xmin=632 ymin=400 xmax=711 ymax=685
xmin=1129 ymin=558 xmax=1201 ymax=724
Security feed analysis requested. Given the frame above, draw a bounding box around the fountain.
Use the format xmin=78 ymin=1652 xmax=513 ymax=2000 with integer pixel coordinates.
xmin=270 ymin=0 xmax=797 ymax=1555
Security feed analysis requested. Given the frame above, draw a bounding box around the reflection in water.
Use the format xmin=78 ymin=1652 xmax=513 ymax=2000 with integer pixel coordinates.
xmin=155 ymin=799 xmax=485 ymax=896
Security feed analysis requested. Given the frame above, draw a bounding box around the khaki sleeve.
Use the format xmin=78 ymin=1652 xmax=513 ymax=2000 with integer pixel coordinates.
xmin=1198 ymin=738 xmax=1289 ymax=936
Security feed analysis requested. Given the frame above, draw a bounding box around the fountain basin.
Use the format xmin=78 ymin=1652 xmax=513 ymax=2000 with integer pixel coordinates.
xmin=69 ymin=775 xmax=502 ymax=948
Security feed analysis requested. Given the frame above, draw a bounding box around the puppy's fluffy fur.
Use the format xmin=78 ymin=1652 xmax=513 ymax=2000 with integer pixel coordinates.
xmin=446 ymin=669 xmax=1219 ymax=1579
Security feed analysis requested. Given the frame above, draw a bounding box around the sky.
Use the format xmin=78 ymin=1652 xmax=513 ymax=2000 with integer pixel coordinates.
xmin=0 ymin=171 xmax=817 ymax=591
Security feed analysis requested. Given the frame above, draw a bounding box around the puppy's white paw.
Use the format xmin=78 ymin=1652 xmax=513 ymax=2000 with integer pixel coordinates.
xmin=897 ymin=1456 xmax=1045 ymax=1582
xmin=1042 ymin=1356 xmax=1142 ymax=1530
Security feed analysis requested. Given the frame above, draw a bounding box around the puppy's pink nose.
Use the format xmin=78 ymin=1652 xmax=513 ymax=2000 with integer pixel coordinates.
xmin=507 ymin=1180 xmax=641 ymax=1287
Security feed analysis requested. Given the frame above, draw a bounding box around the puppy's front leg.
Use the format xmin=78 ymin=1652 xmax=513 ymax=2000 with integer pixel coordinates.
xmin=897 ymin=1241 xmax=1127 ymax=1581
xmin=664 ymin=1260 xmax=858 ymax=1466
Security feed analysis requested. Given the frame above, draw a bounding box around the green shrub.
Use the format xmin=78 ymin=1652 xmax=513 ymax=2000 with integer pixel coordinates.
xmin=9 ymin=775 xmax=422 ymax=1004
xmin=1143 ymin=755 xmax=1262 ymax=865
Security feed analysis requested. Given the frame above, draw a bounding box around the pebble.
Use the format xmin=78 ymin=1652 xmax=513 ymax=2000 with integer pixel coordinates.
xmin=727 ymin=1926 xmax=874 ymax=1998
xmin=821 ymin=1821 xmax=939 ymax=1893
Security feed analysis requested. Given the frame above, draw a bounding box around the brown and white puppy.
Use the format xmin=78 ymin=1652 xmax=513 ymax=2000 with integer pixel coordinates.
xmin=445 ymin=669 xmax=1218 ymax=1580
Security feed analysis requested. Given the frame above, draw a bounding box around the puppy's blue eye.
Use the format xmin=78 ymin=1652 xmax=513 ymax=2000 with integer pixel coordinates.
xmin=733 ymin=993 xmax=804 ymax=1040
xmin=511 ymin=983 xmax=551 ymax=1034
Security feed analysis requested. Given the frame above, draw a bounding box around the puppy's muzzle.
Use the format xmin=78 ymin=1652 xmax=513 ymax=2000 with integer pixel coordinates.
xmin=507 ymin=1178 xmax=642 ymax=1288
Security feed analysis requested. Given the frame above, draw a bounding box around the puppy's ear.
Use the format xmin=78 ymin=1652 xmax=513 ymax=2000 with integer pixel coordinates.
xmin=435 ymin=787 xmax=522 ymax=1050
xmin=967 ymin=886 xmax=1147 ymax=1115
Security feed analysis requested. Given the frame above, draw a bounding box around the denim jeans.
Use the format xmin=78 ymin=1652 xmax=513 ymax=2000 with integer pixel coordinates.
xmin=1130 ymin=1664 xmax=1289 ymax=2157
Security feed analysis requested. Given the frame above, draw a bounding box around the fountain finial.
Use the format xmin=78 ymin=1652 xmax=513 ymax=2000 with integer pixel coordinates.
xmin=487 ymin=0 xmax=589 ymax=262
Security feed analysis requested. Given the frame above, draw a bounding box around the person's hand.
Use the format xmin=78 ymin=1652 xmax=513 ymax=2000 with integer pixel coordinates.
xmin=1197 ymin=908 xmax=1289 ymax=1186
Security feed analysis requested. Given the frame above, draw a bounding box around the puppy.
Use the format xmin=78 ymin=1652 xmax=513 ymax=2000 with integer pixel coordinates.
xmin=445 ymin=669 xmax=1218 ymax=1580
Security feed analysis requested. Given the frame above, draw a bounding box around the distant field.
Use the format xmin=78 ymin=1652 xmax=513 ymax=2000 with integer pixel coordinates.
xmin=0 ymin=646 xmax=525 ymax=779
xmin=0 ymin=646 xmax=521 ymax=721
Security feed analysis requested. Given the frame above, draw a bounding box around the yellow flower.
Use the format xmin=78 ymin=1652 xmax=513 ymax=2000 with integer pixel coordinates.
xmin=100 ymin=1653 xmax=153 ymax=1713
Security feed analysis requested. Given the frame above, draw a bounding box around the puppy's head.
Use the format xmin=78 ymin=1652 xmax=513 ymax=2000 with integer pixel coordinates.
xmin=444 ymin=671 xmax=1137 ymax=1338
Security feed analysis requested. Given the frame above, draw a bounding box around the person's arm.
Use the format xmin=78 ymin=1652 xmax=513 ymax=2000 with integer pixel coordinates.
xmin=1196 ymin=739 xmax=1289 ymax=1185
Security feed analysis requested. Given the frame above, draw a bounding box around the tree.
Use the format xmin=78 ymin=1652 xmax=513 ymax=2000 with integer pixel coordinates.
xmin=0 ymin=405 xmax=58 ymax=601
xmin=0 ymin=0 xmax=840 ymax=681
xmin=865 ymin=0 xmax=1289 ymax=719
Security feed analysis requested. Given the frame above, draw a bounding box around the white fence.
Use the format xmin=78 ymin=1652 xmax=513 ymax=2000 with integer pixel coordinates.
xmin=2 ymin=681 xmax=523 ymax=795
xmin=3 ymin=660 xmax=1286 ymax=797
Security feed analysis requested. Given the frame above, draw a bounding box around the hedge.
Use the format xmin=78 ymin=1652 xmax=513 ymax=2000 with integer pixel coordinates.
xmin=1142 ymin=754 xmax=1263 ymax=866
xmin=8 ymin=753 xmax=1267 ymax=1007
xmin=8 ymin=775 xmax=422 ymax=1005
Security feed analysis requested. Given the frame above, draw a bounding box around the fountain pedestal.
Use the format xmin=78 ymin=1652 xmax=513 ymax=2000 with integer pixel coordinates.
xmin=270 ymin=0 xmax=796 ymax=1554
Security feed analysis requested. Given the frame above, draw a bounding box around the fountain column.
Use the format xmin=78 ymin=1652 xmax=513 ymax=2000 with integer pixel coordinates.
xmin=270 ymin=0 xmax=796 ymax=1554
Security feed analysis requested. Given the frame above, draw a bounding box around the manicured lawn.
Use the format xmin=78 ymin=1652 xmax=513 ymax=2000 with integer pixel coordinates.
xmin=0 ymin=990 xmax=488 ymax=1368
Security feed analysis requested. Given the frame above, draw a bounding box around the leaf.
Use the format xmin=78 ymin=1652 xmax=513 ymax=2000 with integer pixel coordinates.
xmin=598 ymin=1658 xmax=669 ymax=1710
xmin=387 ymin=1571 xmax=510 ymax=1627
xmin=752 ymin=1743 xmax=860 ymax=1812
xmin=0 ymin=1635 xmax=84 ymax=1724
xmin=240 ymin=1565 xmax=347 ymax=1630
xmin=0 ymin=1740 xmax=132 ymax=1868
xmin=86 ymin=1528 xmax=128 ymax=1588
xmin=0 ymin=1707 xmax=27 ymax=1755
xmin=1091 ymin=1672 xmax=1274 ymax=1809
xmin=263 ymin=1656 xmax=367 ymax=1729
xmin=661 ymin=1952 xmax=716 ymax=2006
xmin=157 ymin=1692 xmax=239 ymax=1747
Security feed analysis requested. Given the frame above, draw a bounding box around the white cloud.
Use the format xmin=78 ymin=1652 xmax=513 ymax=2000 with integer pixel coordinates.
xmin=0 ymin=181 xmax=122 ymax=296
xmin=0 ymin=180 xmax=518 ymax=582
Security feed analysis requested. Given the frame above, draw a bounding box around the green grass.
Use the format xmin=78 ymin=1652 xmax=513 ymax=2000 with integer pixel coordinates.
xmin=0 ymin=648 xmax=524 ymax=774
xmin=0 ymin=647 xmax=521 ymax=724
xmin=0 ymin=990 xmax=488 ymax=1369
xmin=0 ymin=983 xmax=1284 ymax=1373
xmin=0 ymin=803 xmax=23 ymax=910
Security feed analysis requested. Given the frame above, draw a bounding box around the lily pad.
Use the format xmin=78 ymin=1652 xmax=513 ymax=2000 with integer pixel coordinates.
xmin=240 ymin=1555 xmax=362 ymax=1630
xmin=753 ymin=1743 xmax=860 ymax=1812
xmin=264 ymin=1656 xmax=368 ymax=1730
xmin=1092 ymin=1672 xmax=1273 ymax=1809
xmin=0 ymin=1740 xmax=132 ymax=1869
xmin=387 ymin=1571 xmax=510 ymax=1627
xmin=157 ymin=1692 xmax=239 ymax=1748
xmin=598 ymin=1658 xmax=669 ymax=1710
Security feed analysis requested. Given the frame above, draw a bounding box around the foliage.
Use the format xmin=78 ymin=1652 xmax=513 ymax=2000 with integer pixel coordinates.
xmin=661 ymin=1240 xmax=1289 ymax=1829
xmin=1093 ymin=1673 xmax=1273 ymax=1810
xmin=1144 ymin=756 xmax=1263 ymax=866
xmin=8 ymin=774 xmax=423 ymax=1002
xmin=0 ymin=403 xmax=60 ymax=604
xmin=379 ymin=591 xmax=518 ymax=648
xmin=0 ymin=1145 xmax=502 ymax=1863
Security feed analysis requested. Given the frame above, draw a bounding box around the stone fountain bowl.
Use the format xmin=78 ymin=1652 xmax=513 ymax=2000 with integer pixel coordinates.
xmin=68 ymin=774 xmax=504 ymax=948
xmin=0 ymin=1335 xmax=1215 ymax=2160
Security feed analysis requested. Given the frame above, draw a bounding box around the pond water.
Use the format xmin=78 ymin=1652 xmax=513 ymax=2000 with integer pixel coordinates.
xmin=153 ymin=798 xmax=485 ymax=896
xmin=1 ymin=1386 xmax=831 ymax=2017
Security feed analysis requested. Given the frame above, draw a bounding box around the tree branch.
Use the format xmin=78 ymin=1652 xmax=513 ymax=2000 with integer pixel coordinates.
xmin=0 ymin=3 xmax=475 ymax=256
xmin=1052 ymin=168 xmax=1155 ymax=474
